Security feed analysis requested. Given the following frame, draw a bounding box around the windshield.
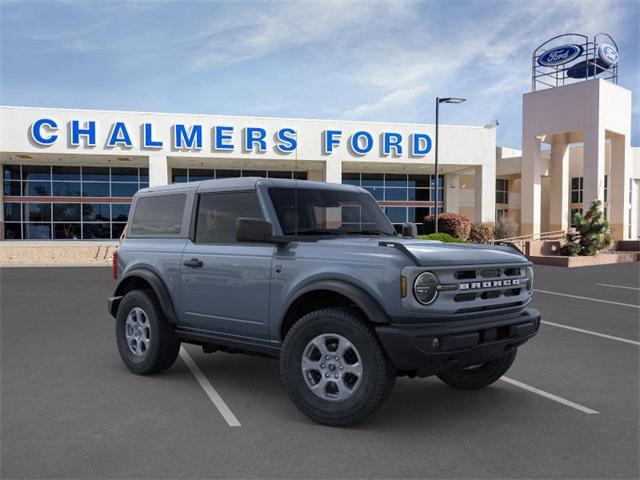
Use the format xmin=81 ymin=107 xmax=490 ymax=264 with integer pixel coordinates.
xmin=268 ymin=187 xmax=396 ymax=236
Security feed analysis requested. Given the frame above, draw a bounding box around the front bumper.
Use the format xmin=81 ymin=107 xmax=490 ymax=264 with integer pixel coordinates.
xmin=375 ymin=308 xmax=541 ymax=377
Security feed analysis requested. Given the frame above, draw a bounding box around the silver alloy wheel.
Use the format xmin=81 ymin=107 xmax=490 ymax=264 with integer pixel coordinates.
xmin=301 ymin=333 xmax=363 ymax=401
xmin=125 ymin=307 xmax=151 ymax=356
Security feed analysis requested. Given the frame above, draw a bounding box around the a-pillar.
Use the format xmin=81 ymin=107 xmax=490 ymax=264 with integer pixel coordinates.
xmin=609 ymin=133 xmax=631 ymax=240
xmin=148 ymin=153 xmax=169 ymax=187
xmin=582 ymin=126 xmax=605 ymax=211
xmin=521 ymin=135 xmax=543 ymax=236
xmin=474 ymin=164 xmax=495 ymax=222
xmin=445 ymin=173 xmax=459 ymax=214
xmin=549 ymin=134 xmax=570 ymax=232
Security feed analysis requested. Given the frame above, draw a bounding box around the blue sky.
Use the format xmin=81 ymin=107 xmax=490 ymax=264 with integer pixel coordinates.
xmin=1 ymin=0 xmax=638 ymax=148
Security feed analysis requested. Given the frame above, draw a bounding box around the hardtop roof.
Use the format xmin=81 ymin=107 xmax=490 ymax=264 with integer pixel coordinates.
xmin=135 ymin=177 xmax=362 ymax=196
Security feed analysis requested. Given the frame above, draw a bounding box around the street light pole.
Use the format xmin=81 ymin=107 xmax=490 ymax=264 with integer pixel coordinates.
xmin=435 ymin=97 xmax=440 ymax=233
xmin=433 ymin=96 xmax=466 ymax=234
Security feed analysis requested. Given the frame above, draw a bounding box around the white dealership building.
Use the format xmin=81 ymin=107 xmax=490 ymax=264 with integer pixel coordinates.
xmin=0 ymin=34 xmax=638 ymax=242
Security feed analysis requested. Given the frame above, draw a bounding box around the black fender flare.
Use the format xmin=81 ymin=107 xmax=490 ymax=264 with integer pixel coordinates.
xmin=283 ymin=279 xmax=391 ymax=325
xmin=110 ymin=269 xmax=178 ymax=324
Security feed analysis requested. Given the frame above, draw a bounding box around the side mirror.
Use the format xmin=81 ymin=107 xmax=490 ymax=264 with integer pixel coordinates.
xmin=236 ymin=218 xmax=274 ymax=243
xmin=402 ymin=222 xmax=417 ymax=238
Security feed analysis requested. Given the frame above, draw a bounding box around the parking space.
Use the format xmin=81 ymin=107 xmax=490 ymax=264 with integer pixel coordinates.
xmin=1 ymin=264 xmax=639 ymax=479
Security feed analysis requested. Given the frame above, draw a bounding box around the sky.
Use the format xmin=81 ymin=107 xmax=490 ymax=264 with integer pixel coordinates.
xmin=1 ymin=0 xmax=638 ymax=148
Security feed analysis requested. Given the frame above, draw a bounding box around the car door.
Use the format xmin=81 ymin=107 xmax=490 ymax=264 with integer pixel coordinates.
xmin=180 ymin=189 xmax=275 ymax=340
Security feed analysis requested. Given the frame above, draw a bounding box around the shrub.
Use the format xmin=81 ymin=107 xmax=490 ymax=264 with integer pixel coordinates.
xmin=495 ymin=217 xmax=519 ymax=239
xmin=416 ymin=233 xmax=467 ymax=243
xmin=422 ymin=213 xmax=471 ymax=240
xmin=559 ymin=199 xmax=613 ymax=256
xmin=469 ymin=222 xmax=495 ymax=244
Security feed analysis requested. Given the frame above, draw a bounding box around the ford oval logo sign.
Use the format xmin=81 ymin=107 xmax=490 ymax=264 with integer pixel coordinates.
xmin=598 ymin=44 xmax=618 ymax=66
xmin=538 ymin=44 xmax=583 ymax=67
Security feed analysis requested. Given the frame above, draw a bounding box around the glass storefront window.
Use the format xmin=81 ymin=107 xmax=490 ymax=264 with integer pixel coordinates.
xmin=82 ymin=182 xmax=110 ymax=197
xmin=52 ymin=166 xmax=80 ymax=181
xmin=25 ymin=203 xmax=51 ymax=222
xmin=3 ymin=164 xmax=144 ymax=240
xmin=22 ymin=165 xmax=51 ymax=181
xmin=3 ymin=181 xmax=21 ymax=196
xmin=171 ymin=168 xmax=305 ymax=183
xmin=83 ymin=204 xmax=110 ymax=222
xmin=53 ymin=204 xmax=81 ymax=222
xmin=26 ymin=181 xmax=51 ymax=196
xmin=82 ymin=167 xmax=110 ymax=182
xmin=188 ymin=169 xmax=216 ymax=180
xmin=52 ymin=182 xmax=81 ymax=197
xmin=111 ymin=183 xmax=139 ymax=197
xmin=110 ymin=167 xmax=138 ymax=181
xmin=83 ymin=223 xmax=110 ymax=239
xmin=4 ymin=203 xmax=21 ymax=221
xmin=3 ymin=164 xmax=21 ymax=181
xmin=111 ymin=204 xmax=130 ymax=222
xmin=54 ymin=223 xmax=81 ymax=239
xmin=4 ymin=223 xmax=22 ymax=239
xmin=24 ymin=223 xmax=51 ymax=239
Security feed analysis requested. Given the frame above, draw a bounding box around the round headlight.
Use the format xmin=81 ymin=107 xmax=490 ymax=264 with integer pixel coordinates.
xmin=526 ymin=266 xmax=534 ymax=292
xmin=414 ymin=272 xmax=439 ymax=305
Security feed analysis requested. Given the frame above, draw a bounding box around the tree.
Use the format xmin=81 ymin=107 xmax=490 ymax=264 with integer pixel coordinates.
xmin=560 ymin=199 xmax=613 ymax=256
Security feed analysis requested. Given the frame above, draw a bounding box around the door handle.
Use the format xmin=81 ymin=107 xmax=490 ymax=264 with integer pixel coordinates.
xmin=183 ymin=258 xmax=204 ymax=268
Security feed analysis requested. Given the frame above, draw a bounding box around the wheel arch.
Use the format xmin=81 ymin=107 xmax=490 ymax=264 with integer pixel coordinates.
xmin=110 ymin=269 xmax=178 ymax=324
xmin=280 ymin=280 xmax=391 ymax=341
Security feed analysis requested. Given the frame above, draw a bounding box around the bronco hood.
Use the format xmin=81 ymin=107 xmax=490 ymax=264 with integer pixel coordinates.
xmin=382 ymin=239 xmax=528 ymax=266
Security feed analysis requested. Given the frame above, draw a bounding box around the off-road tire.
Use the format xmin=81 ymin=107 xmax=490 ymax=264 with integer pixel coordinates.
xmin=116 ymin=289 xmax=180 ymax=375
xmin=436 ymin=348 xmax=517 ymax=389
xmin=280 ymin=307 xmax=396 ymax=427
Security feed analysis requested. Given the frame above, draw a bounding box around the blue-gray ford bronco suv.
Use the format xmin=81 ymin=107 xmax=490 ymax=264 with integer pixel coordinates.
xmin=109 ymin=177 xmax=540 ymax=426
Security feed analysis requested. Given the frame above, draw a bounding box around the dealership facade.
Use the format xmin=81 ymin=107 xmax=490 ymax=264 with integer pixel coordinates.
xmin=0 ymin=87 xmax=638 ymax=241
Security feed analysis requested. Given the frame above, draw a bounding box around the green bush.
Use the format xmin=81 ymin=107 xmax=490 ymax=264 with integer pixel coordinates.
xmin=469 ymin=222 xmax=495 ymax=244
xmin=559 ymin=199 xmax=613 ymax=256
xmin=417 ymin=233 xmax=468 ymax=243
xmin=422 ymin=213 xmax=471 ymax=240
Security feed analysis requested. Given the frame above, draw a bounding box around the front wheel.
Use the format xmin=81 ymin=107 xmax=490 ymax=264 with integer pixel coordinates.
xmin=280 ymin=308 xmax=396 ymax=427
xmin=436 ymin=349 xmax=517 ymax=389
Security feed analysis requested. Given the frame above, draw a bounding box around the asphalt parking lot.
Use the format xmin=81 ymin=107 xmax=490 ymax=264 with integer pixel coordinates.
xmin=1 ymin=263 xmax=639 ymax=479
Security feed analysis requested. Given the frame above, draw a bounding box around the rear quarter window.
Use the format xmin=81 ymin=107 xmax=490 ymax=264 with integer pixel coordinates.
xmin=129 ymin=193 xmax=186 ymax=236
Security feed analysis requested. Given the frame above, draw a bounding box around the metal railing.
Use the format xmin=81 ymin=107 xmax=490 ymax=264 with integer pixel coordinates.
xmin=498 ymin=229 xmax=573 ymax=253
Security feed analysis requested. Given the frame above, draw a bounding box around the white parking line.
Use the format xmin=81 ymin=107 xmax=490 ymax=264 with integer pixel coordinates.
xmin=542 ymin=320 xmax=640 ymax=346
xmin=534 ymin=289 xmax=640 ymax=309
xmin=179 ymin=347 xmax=242 ymax=427
xmin=596 ymin=283 xmax=640 ymax=291
xmin=501 ymin=376 xmax=599 ymax=415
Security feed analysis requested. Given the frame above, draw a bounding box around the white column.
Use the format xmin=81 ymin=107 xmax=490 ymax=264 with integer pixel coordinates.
xmin=609 ymin=134 xmax=631 ymax=240
xmin=445 ymin=173 xmax=459 ymax=213
xmin=582 ymin=126 xmax=605 ymax=211
xmin=324 ymin=158 xmax=342 ymax=184
xmin=148 ymin=153 xmax=169 ymax=187
xmin=549 ymin=135 xmax=570 ymax=232
xmin=474 ymin=163 xmax=495 ymax=223
xmin=521 ymin=135 xmax=542 ymax=236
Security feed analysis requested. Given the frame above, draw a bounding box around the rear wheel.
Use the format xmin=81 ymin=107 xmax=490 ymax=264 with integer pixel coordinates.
xmin=116 ymin=290 xmax=180 ymax=375
xmin=436 ymin=348 xmax=517 ymax=389
xmin=280 ymin=308 xmax=396 ymax=427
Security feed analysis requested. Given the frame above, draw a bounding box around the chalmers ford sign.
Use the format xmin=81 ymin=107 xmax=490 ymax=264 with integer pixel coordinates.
xmin=29 ymin=118 xmax=434 ymax=157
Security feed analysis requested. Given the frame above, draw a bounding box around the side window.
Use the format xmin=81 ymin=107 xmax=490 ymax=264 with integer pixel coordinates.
xmin=129 ymin=194 xmax=186 ymax=236
xmin=195 ymin=191 xmax=263 ymax=244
